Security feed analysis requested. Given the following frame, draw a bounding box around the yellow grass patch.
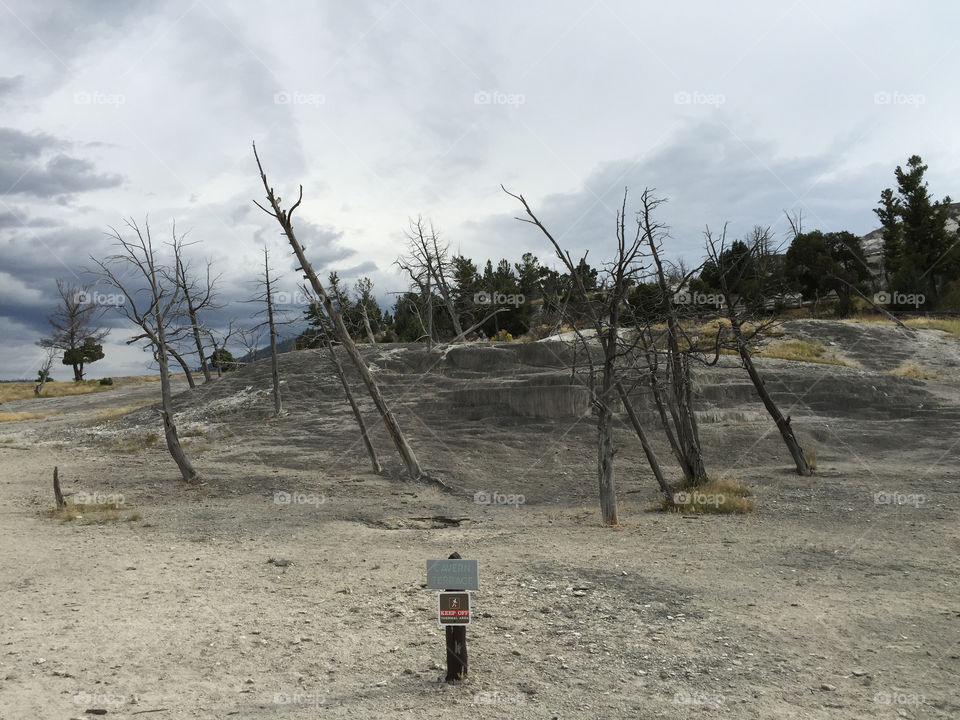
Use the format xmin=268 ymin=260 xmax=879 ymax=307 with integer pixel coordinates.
xmin=890 ymin=362 xmax=941 ymax=380
xmin=756 ymin=340 xmax=850 ymax=366
xmin=0 ymin=410 xmax=60 ymax=423
xmin=904 ymin=317 xmax=960 ymax=339
xmin=0 ymin=379 xmax=114 ymax=403
xmin=665 ymin=475 xmax=754 ymax=514
xmin=89 ymin=401 xmax=157 ymax=422
xmin=45 ymin=497 xmax=139 ymax=524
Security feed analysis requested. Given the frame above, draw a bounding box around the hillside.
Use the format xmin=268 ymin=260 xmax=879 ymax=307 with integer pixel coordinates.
xmin=0 ymin=319 xmax=957 ymax=718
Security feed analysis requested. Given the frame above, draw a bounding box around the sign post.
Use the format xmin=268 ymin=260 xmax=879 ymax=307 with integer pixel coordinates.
xmin=426 ymin=552 xmax=477 ymax=682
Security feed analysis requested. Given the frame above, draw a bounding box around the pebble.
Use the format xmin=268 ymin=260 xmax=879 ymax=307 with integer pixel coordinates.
xmin=820 ymin=683 xmax=836 ymax=691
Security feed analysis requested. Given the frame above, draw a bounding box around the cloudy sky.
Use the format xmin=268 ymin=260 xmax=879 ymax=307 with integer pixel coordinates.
xmin=1 ymin=0 xmax=957 ymax=380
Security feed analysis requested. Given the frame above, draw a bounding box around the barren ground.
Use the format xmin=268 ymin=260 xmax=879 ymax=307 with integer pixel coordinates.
xmin=0 ymin=319 xmax=958 ymax=719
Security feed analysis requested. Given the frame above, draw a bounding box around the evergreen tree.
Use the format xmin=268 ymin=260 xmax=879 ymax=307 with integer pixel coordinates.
xmin=875 ymin=155 xmax=957 ymax=306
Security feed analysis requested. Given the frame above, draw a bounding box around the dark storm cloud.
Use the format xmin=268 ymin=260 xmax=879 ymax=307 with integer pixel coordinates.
xmin=474 ymin=119 xmax=887 ymax=270
xmin=0 ymin=127 xmax=123 ymax=198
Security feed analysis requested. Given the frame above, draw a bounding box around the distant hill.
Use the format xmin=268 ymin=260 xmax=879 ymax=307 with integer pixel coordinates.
xmin=235 ymin=335 xmax=299 ymax=365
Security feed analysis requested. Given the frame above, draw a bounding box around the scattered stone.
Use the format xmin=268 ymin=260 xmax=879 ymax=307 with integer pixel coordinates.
xmin=820 ymin=683 xmax=836 ymax=691
xmin=851 ymin=669 xmax=867 ymax=677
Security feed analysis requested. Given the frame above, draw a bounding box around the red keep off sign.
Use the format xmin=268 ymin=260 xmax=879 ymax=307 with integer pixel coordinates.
xmin=438 ymin=591 xmax=471 ymax=626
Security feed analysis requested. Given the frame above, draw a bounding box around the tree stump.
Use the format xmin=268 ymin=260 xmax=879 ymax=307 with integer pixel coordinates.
xmin=53 ymin=467 xmax=66 ymax=509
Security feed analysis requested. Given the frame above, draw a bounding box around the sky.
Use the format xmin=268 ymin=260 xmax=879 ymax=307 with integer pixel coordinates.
xmin=1 ymin=0 xmax=958 ymax=380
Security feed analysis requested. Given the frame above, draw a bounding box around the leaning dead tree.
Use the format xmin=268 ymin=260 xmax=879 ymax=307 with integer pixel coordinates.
xmin=252 ymin=142 xmax=426 ymax=481
xmin=92 ymin=218 xmax=200 ymax=484
xmin=305 ymin=293 xmax=383 ymax=474
xmin=505 ymin=186 xmax=677 ymax=523
xmin=704 ymin=225 xmax=812 ymax=475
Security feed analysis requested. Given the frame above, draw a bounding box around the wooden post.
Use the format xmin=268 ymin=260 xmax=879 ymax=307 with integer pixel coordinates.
xmin=444 ymin=552 xmax=468 ymax=682
xmin=53 ymin=467 xmax=66 ymax=509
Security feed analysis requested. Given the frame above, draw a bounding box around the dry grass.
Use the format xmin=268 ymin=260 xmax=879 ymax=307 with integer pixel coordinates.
xmin=756 ymin=340 xmax=850 ymax=366
xmin=890 ymin=362 xmax=941 ymax=380
xmin=44 ymin=498 xmax=139 ymax=525
xmin=0 ymin=379 xmax=115 ymax=403
xmin=89 ymin=401 xmax=157 ymax=423
xmin=665 ymin=474 xmax=754 ymax=514
xmin=904 ymin=317 xmax=960 ymax=339
xmin=0 ymin=410 xmax=59 ymax=423
xmin=842 ymin=315 xmax=960 ymax=340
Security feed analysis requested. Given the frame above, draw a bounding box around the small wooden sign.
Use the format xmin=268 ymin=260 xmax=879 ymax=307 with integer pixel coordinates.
xmin=438 ymin=591 xmax=471 ymax=626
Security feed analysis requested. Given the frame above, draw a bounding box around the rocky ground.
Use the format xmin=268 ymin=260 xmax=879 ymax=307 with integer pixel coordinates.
xmin=0 ymin=319 xmax=958 ymax=719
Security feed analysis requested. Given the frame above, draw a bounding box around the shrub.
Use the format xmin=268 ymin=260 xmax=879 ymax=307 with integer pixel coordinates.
xmin=99 ymin=377 xmax=114 ymax=386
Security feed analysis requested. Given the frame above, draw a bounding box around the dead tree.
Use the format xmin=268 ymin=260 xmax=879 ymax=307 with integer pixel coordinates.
xmin=92 ymin=218 xmax=200 ymax=484
xmin=253 ymin=142 xmax=425 ymax=481
xmin=39 ymin=279 xmax=109 ymax=381
xmin=355 ymin=277 xmax=379 ymax=346
xmin=172 ymin=228 xmax=220 ymax=383
xmin=34 ymin=346 xmax=57 ymax=396
xmin=505 ymin=186 xmax=674 ymax=524
xmin=641 ymin=193 xmax=709 ymax=486
xmin=306 ymin=296 xmax=383 ymax=473
xmin=397 ymin=217 xmax=464 ymax=344
xmin=704 ymin=225 xmax=813 ymax=475
xmin=615 ymin=381 xmax=675 ymax=505
xmin=263 ymin=248 xmax=282 ymax=415
xmin=237 ymin=325 xmax=264 ymax=363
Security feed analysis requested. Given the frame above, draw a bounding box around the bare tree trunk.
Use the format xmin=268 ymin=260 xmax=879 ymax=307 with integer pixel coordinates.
xmin=189 ymin=309 xmax=212 ymax=382
xmin=728 ymin=313 xmax=812 ymax=475
xmin=264 ymin=249 xmax=282 ymax=416
xmin=253 ymin=144 xmax=425 ymax=481
xmin=35 ymin=348 xmax=55 ymax=397
xmin=157 ymin=326 xmax=199 ymax=484
xmin=615 ymin=381 xmax=675 ymax=506
xmin=425 ymin=273 xmax=433 ymax=352
xmin=53 ymin=466 xmax=66 ymax=509
xmin=647 ymin=225 xmax=708 ymax=486
xmin=596 ymin=327 xmax=619 ymax=525
xmin=167 ymin=346 xmax=196 ymax=388
xmin=317 ymin=317 xmax=382 ymax=473
xmin=360 ymin=302 xmax=377 ymax=346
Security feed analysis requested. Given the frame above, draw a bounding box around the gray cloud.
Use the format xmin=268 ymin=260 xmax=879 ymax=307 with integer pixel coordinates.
xmin=0 ymin=127 xmax=123 ymax=197
xmin=468 ymin=119 xmax=890 ymax=271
